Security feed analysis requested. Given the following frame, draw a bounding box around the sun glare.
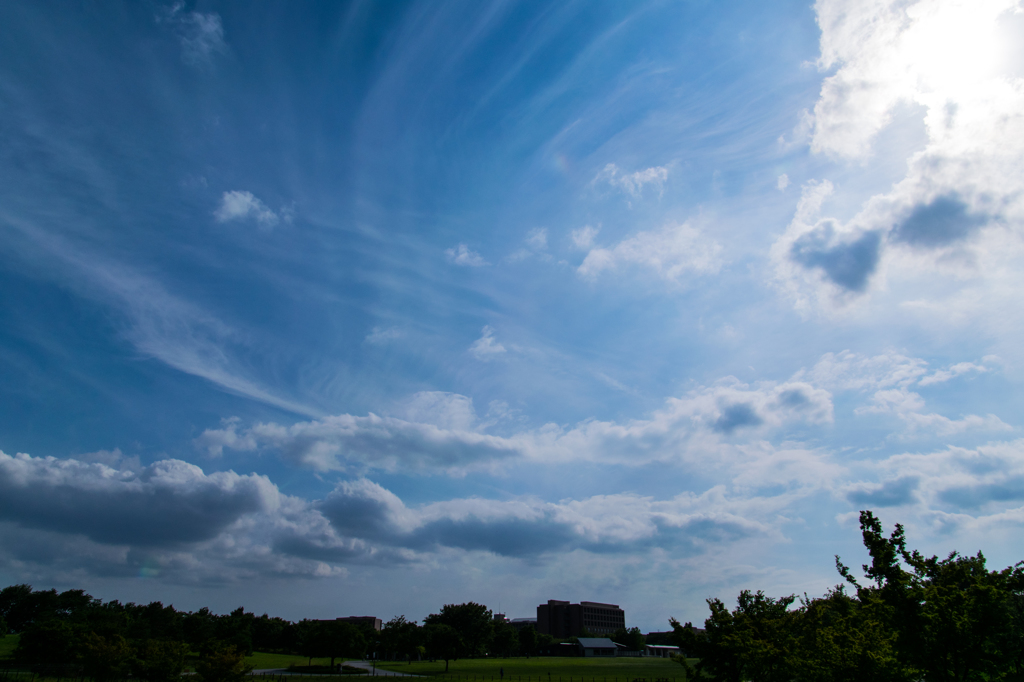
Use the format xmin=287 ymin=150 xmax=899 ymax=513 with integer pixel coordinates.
xmin=902 ymin=1 xmax=1010 ymax=96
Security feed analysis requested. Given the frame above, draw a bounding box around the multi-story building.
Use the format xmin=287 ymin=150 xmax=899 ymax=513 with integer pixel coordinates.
xmin=536 ymin=600 xmax=625 ymax=637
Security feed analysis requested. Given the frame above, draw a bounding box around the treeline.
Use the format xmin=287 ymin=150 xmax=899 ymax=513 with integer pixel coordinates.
xmin=0 ymin=586 xmax=631 ymax=680
xmin=672 ymin=511 xmax=1024 ymax=682
xmin=0 ymin=585 xmax=310 ymax=681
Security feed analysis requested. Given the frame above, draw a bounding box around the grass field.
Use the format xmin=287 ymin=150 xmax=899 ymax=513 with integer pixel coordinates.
xmin=247 ymin=651 xmax=339 ymax=669
xmin=0 ymin=635 xmax=19 ymax=660
xmin=374 ymin=656 xmax=688 ymax=681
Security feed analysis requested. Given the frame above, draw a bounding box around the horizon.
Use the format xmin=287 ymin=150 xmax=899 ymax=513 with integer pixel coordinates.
xmin=1 ymin=0 xmax=1024 ymax=635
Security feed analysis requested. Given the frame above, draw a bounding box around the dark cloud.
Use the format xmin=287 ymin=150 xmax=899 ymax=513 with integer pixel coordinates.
xmin=894 ymin=195 xmax=986 ymax=247
xmin=791 ymin=223 xmax=882 ymax=292
xmin=0 ymin=454 xmax=274 ymax=547
xmin=938 ymin=476 xmax=1024 ymax=509
xmin=421 ymin=517 xmax=578 ymax=557
xmin=713 ymin=403 xmax=763 ymax=434
xmin=777 ymin=389 xmax=810 ymax=409
xmin=319 ymin=479 xmax=764 ymax=560
xmin=846 ymin=477 xmax=918 ymax=507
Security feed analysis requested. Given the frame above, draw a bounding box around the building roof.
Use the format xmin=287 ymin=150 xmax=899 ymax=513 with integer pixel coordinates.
xmin=577 ymin=638 xmax=618 ymax=648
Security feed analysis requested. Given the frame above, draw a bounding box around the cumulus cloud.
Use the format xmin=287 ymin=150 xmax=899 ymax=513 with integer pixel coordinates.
xmin=577 ymin=221 xmax=723 ymax=283
xmin=845 ymin=440 xmax=1024 ymax=519
xmin=469 ymin=326 xmax=507 ymax=360
xmin=159 ymin=3 xmax=228 ymax=67
xmin=0 ymin=447 xmax=798 ymax=582
xmin=445 ymin=243 xmax=488 ymax=267
xmin=214 ymin=190 xmax=280 ymax=228
xmin=594 ymin=163 xmax=670 ymax=199
xmin=0 ymin=451 xmax=412 ymax=582
xmin=0 ymin=451 xmax=276 ymax=546
xmin=777 ymin=174 xmax=790 ymax=191
xmin=196 ymin=377 xmax=834 ymax=476
xmin=774 ymin=0 xmax=1024 ymax=309
xmin=318 ymin=478 xmax=778 ymax=559
xmin=800 ymin=350 xmax=1004 ymax=436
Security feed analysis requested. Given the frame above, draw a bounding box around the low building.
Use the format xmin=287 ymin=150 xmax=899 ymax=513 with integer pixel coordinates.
xmin=536 ymin=600 xmax=625 ymax=637
xmin=509 ymin=617 xmax=537 ymax=631
xmin=645 ymin=644 xmax=681 ymax=658
xmin=335 ymin=616 xmax=382 ymax=631
xmin=577 ymin=638 xmax=618 ymax=657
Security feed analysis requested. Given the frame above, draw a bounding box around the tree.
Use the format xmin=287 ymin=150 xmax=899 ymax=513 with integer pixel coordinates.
xmin=195 ymin=641 xmax=253 ymax=682
xmin=14 ymin=619 xmax=80 ymax=666
xmin=423 ymin=623 xmax=461 ymax=672
xmin=424 ymin=602 xmax=493 ymax=658
xmin=492 ymin=623 xmax=519 ymax=657
xmin=296 ymin=619 xmax=328 ymax=665
xmin=671 ymin=590 xmax=797 ymax=682
xmin=612 ymin=627 xmax=645 ymax=651
xmin=324 ymin=621 xmax=366 ymax=669
xmin=381 ymin=616 xmax=422 ymax=662
xmin=836 ymin=510 xmax=1024 ymax=682
xmin=131 ymin=639 xmax=188 ymax=682
xmin=78 ymin=631 xmax=130 ymax=682
xmin=791 ymin=587 xmax=914 ymax=682
xmin=517 ymin=625 xmax=538 ymax=657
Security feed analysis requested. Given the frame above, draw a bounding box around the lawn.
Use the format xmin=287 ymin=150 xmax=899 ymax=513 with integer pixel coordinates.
xmin=374 ymin=656 xmax=688 ymax=682
xmin=247 ymin=651 xmax=339 ymax=669
xmin=0 ymin=634 xmax=19 ymax=660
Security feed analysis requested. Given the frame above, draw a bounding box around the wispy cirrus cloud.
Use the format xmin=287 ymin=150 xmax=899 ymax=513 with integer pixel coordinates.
xmin=159 ymin=2 xmax=228 ymax=67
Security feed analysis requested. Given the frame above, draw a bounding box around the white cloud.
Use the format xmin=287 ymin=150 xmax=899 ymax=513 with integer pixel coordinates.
xmin=197 ymin=376 xmax=834 ymax=476
xmin=800 ymin=350 xmax=1006 ymax=436
xmin=577 ymin=221 xmax=723 ymax=283
xmin=214 ymin=190 xmax=280 ymax=228
xmin=777 ymin=174 xmax=790 ymax=191
xmin=594 ymin=163 xmax=670 ymax=198
xmin=396 ymin=391 xmax=479 ymax=432
xmin=508 ymin=228 xmax=551 ymax=262
xmin=445 ymin=243 xmax=488 ymax=267
xmin=845 ymin=439 xmax=1024 ymax=517
xmin=525 ymin=227 xmax=548 ymax=250
xmin=572 ymin=225 xmax=599 ymax=250
xmin=469 ymin=325 xmax=506 ymax=360
xmin=799 ymin=349 xmax=929 ymax=391
xmin=919 ymin=361 xmax=988 ymax=385
xmin=775 ymin=0 xmax=1024 ymax=311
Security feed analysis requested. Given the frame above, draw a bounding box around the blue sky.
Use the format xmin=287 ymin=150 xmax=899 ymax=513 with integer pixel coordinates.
xmin=2 ymin=0 xmax=1024 ymax=632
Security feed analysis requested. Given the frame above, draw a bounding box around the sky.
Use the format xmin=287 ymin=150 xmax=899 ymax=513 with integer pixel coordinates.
xmin=1 ymin=0 xmax=1024 ymax=633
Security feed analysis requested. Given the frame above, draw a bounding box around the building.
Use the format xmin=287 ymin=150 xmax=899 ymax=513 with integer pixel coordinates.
xmin=335 ymin=616 xmax=382 ymax=631
xmin=508 ymin=617 xmax=537 ymax=631
xmin=645 ymin=644 xmax=681 ymax=658
xmin=577 ymin=638 xmax=618 ymax=657
xmin=536 ymin=600 xmax=625 ymax=637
